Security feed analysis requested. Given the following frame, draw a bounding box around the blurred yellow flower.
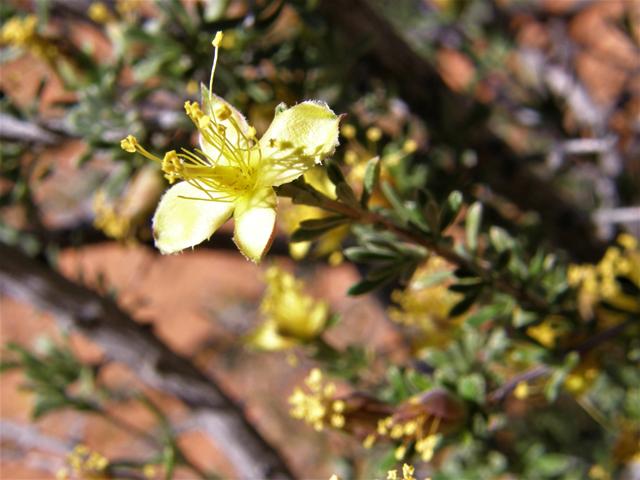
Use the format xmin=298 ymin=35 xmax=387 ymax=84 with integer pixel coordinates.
xmin=57 ymin=444 xmax=109 ymax=480
xmin=567 ymin=234 xmax=640 ymax=321
xmin=245 ymin=264 xmax=329 ymax=351
xmin=0 ymin=14 xmax=57 ymax=60
xmin=289 ymin=368 xmax=345 ymax=431
xmin=388 ymin=257 xmax=463 ymax=348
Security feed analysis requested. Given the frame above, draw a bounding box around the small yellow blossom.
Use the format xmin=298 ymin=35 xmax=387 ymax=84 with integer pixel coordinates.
xmin=88 ymin=2 xmax=116 ymax=24
xmin=526 ymin=317 xmax=565 ymax=349
xmin=122 ymin=33 xmax=342 ymax=263
xmin=143 ymin=464 xmax=156 ymax=478
xmin=514 ymin=381 xmax=529 ymax=399
xmin=331 ymin=464 xmax=429 ymax=480
xmin=289 ymin=368 xmax=345 ymax=431
xmin=1 ymin=14 xmax=57 ymax=60
xmin=244 ymin=264 xmax=329 ymax=351
xmin=568 ymin=234 xmax=640 ymax=321
xmin=388 ymin=257 xmax=463 ymax=348
xmin=58 ymin=445 xmax=109 ymax=480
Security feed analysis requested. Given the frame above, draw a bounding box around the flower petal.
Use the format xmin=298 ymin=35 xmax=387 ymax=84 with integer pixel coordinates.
xmin=258 ymin=101 xmax=342 ymax=186
xmin=244 ymin=320 xmax=297 ymax=351
xmin=200 ymin=85 xmax=252 ymax=163
xmin=152 ymin=181 xmax=234 ymax=254
xmin=233 ymin=186 xmax=277 ymax=264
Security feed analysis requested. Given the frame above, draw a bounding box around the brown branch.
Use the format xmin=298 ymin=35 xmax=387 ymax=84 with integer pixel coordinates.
xmin=0 ymin=242 xmax=295 ymax=480
xmin=317 ymin=0 xmax=607 ymax=263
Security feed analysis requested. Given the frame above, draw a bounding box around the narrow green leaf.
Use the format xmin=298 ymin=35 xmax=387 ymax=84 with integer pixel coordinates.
xmin=325 ymin=159 xmax=347 ymax=186
xmin=381 ymin=182 xmax=407 ymax=217
xmin=412 ymin=270 xmax=453 ymax=289
xmin=344 ymin=246 xmax=401 ymax=263
xmin=494 ymin=249 xmax=512 ymax=271
xmin=365 ymin=263 xmax=403 ymax=282
xmin=449 ymin=289 xmax=482 ymax=317
xmin=399 ymin=260 xmax=419 ymax=285
xmin=512 ymin=309 xmax=539 ymax=328
xmin=439 ymin=190 xmax=463 ymax=231
xmin=489 ymin=226 xmax=513 ymax=253
xmin=453 ymin=266 xmax=477 ymax=278
xmin=466 ymin=202 xmax=483 ymax=252
xmin=457 ymin=373 xmax=486 ymax=404
xmin=290 ymin=225 xmax=335 ymax=242
xmin=348 ymin=275 xmax=396 ymax=296
xmin=291 ymin=191 xmax=320 ymax=207
xmin=335 ymin=182 xmax=361 ymax=210
xmin=465 ymin=304 xmax=504 ymax=328
xmin=423 ymin=200 xmax=440 ymax=236
xmin=528 ymin=247 xmax=546 ymax=277
xmin=448 ymin=281 xmax=485 ymax=294
xmin=361 ymin=156 xmax=380 ymax=207
xmin=298 ymin=215 xmax=349 ymax=230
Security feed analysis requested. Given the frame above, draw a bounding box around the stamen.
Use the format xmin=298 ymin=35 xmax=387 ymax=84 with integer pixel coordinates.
xmin=208 ymin=31 xmax=224 ymax=116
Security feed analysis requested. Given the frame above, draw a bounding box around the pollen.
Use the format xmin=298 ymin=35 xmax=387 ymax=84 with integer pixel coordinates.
xmin=121 ymin=135 xmax=138 ymax=153
xmin=212 ymin=31 xmax=224 ymax=47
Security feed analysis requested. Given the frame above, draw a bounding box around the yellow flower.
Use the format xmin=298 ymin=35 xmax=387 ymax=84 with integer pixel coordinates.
xmin=388 ymin=257 xmax=463 ymax=348
xmin=289 ymin=368 xmax=345 ymax=431
xmin=1 ymin=14 xmax=57 ymax=60
xmin=58 ymin=445 xmax=109 ymax=480
xmin=568 ymin=234 xmax=640 ymax=321
xmin=122 ymin=33 xmax=342 ymax=263
xmin=245 ymin=264 xmax=329 ymax=350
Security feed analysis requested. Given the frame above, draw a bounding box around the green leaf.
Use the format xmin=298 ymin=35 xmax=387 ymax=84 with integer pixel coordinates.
xmin=298 ymin=215 xmax=349 ymax=230
xmin=466 ymin=202 xmax=483 ymax=252
xmin=449 ymin=289 xmax=482 ymax=316
xmin=33 ymin=396 xmax=71 ymax=419
xmin=465 ymin=304 xmax=505 ymax=328
xmin=365 ymin=263 xmax=403 ymax=281
xmin=412 ymin=270 xmax=453 ymax=289
xmin=494 ymin=249 xmax=512 ymax=271
xmin=344 ymin=246 xmax=401 ymax=263
xmin=440 ymin=190 xmax=463 ymax=231
xmin=457 ymin=373 xmax=486 ymax=404
xmin=335 ymin=182 xmax=361 ymax=210
xmin=290 ymin=225 xmax=336 ymax=242
xmin=361 ymin=156 xmax=380 ymax=207
xmin=453 ymin=266 xmax=477 ymax=278
xmin=422 ymin=199 xmax=440 ymax=236
xmin=291 ymin=191 xmax=320 ymax=207
xmin=512 ymin=309 xmax=539 ymax=328
xmin=348 ymin=274 xmax=396 ymax=296
xmin=325 ymin=159 xmax=346 ymax=186
xmin=399 ymin=260 xmax=419 ymax=285
xmin=489 ymin=226 xmax=514 ymax=253
xmin=528 ymin=248 xmax=546 ymax=277
xmin=448 ymin=280 xmax=485 ymax=294
xmin=381 ymin=181 xmax=408 ymax=218
xmin=532 ymin=454 xmax=570 ymax=477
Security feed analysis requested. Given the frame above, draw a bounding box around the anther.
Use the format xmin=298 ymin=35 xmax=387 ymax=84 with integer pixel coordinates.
xmin=120 ymin=135 xmax=138 ymax=153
